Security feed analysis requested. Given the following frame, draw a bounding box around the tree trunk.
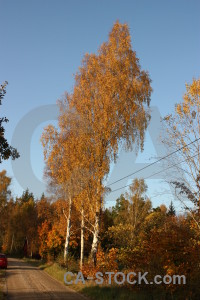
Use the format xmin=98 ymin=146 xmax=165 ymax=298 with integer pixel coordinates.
xmin=80 ymin=206 xmax=84 ymax=270
xmin=91 ymin=210 xmax=100 ymax=267
xmin=64 ymin=196 xmax=72 ymax=264
xmin=91 ymin=179 xmax=103 ymax=267
xmin=10 ymin=234 xmax=14 ymax=253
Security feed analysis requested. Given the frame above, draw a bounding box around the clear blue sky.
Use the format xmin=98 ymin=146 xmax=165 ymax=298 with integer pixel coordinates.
xmin=1 ymin=0 xmax=200 ymax=211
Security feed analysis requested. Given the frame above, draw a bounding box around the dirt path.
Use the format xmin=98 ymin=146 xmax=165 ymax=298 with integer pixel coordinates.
xmin=5 ymin=258 xmax=86 ymax=300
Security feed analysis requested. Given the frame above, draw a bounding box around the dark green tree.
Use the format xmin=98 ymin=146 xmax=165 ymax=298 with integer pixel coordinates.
xmin=167 ymin=201 xmax=176 ymax=216
xmin=16 ymin=188 xmax=34 ymax=205
xmin=0 ymin=81 xmax=19 ymax=163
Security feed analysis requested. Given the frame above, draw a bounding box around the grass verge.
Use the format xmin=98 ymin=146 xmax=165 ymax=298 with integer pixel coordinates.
xmin=23 ymin=259 xmax=178 ymax=300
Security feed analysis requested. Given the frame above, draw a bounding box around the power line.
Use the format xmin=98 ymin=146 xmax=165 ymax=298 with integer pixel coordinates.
xmin=109 ymin=152 xmax=199 ymax=194
xmin=106 ymin=137 xmax=200 ymax=187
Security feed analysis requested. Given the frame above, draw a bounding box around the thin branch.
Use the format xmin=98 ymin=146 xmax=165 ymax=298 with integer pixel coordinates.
xmin=62 ymin=208 xmax=68 ymax=220
xmin=84 ymin=225 xmax=94 ymax=235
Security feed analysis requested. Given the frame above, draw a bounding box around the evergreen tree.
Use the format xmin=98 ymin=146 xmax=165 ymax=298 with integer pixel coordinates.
xmin=0 ymin=81 xmax=19 ymax=162
xmin=167 ymin=201 xmax=176 ymax=216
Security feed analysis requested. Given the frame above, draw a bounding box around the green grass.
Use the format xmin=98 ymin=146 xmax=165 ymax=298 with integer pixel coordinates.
xmin=42 ymin=262 xmax=69 ymax=284
xmin=23 ymin=258 xmax=46 ymax=268
xmin=23 ymin=259 xmax=87 ymax=291
xmin=23 ymin=259 xmax=184 ymax=300
xmin=80 ymin=286 xmax=165 ymax=300
xmin=23 ymin=259 xmax=67 ymax=282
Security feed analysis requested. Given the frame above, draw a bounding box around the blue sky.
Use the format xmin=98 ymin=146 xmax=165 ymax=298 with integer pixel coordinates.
xmin=1 ymin=0 xmax=200 ymax=211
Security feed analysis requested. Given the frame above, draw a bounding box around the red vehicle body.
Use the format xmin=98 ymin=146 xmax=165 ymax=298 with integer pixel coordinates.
xmin=0 ymin=253 xmax=7 ymax=269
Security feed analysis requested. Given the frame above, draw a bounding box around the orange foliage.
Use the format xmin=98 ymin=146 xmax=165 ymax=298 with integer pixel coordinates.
xmin=82 ymin=247 xmax=118 ymax=279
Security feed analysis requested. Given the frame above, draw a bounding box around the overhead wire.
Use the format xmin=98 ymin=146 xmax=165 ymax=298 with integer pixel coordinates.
xmin=106 ymin=137 xmax=200 ymax=187
xmin=108 ymin=151 xmax=199 ymax=194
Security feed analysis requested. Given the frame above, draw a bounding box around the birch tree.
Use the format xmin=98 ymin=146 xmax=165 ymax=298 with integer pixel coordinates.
xmin=162 ymin=78 xmax=200 ymax=216
xmin=41 ymin=110 xmax=81 ymax=263
xmin=65 ymin=21 xmax=152 ymax=264
xmin=125 ymin=179 xmax=152 ymax=233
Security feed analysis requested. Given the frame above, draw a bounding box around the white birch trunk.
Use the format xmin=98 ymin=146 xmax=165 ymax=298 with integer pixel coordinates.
xmin=91 ymin=210 xmax=100 ymax=266
xmin=64 ymin=196 xmax=72 ymax=264
xmin=80 ymin=206 xmax=84 ymax=270
xmin=91 ymin=179 xmax=102 ymax=266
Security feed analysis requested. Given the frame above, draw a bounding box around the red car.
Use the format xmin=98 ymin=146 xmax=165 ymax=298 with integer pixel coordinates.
xmin=0 ymin=253 xmax=7 ymax=269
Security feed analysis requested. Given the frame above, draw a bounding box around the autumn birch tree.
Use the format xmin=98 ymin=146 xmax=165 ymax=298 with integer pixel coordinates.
xmin=64 ymin=21 xmax=152 ymax=264
xmin=162 ymin=78 xmax=200 ymax=217
xmin=41 ymin=110 xmax=80 ymax=263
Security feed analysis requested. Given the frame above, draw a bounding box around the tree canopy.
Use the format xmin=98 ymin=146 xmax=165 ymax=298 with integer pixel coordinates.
xmin=0 ymin=81 xmax=19 ymax=163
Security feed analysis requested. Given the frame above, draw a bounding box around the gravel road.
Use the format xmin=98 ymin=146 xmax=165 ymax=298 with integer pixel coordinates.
xmin=5 ymin=258 xmax=86 ymax=300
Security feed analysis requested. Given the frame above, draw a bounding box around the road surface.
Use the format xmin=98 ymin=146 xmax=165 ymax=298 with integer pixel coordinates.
xmin=5 ymin=258 xmax=86 ymax=300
